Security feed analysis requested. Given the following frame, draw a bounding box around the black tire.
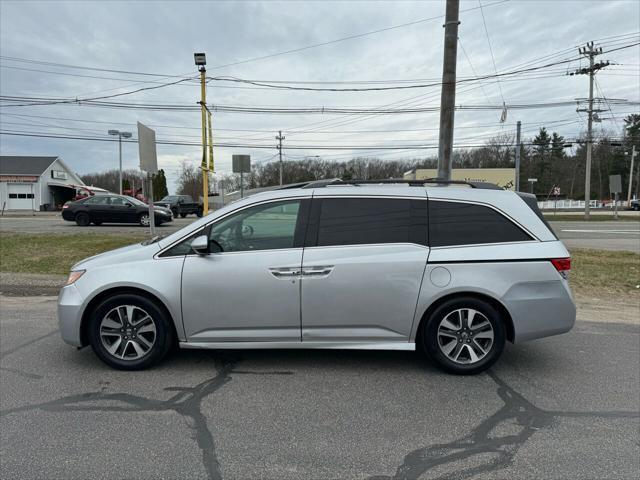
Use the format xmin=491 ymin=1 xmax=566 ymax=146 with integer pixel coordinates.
xmin=196 ymin=209 xmax=203 ymax=218
xmin=180 ymin=212 xmax=188 ymax=218
xmin=87 ymin=293 xmax=175 ymax=370
xmin=92 ymin=221 xmax=102 ymax=226
xmin=139 ymin=213 xmax=150 ymax=226
xmin=421 ymin=296 xmax=506 ymax=375
xmin=75 ymin=212 xmax=90 ymax=226
xmin=172 ymin=208 xmax=179 ymax=218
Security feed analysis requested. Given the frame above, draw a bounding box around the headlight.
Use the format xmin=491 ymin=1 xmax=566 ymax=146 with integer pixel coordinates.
xmin=66 ymin=270 xmax=85 ymax=285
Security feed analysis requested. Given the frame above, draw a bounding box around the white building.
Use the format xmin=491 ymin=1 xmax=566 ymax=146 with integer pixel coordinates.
xmin=0 ymin=156 xmax=85 ymax=211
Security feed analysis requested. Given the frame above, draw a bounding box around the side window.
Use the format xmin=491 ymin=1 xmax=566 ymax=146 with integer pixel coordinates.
xmin=85 ymin=196 xmax=108 ymax=205
xmin=314 ymin=198 xmax=427 ymax=247
xmin=429 ymin=201 xmax=532 ymax=247
xmin=109 ymin=196 xmax=127 ymax=206
xmin=209 ymin=200 xmax=301 ymax=252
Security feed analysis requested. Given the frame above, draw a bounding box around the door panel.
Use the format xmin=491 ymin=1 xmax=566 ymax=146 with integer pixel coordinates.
xmin=301 ymin=244 xmax=429 ymax=341
xmin=180 ymin=198 xmax=308 ymax=343
xmin=181 ymin=249 xmax=303 ymax=341
xmin=108 ymin=197 xmax=137 ymax=222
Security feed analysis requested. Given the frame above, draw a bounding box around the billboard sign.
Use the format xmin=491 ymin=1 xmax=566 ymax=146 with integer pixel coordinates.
xmin=137 ymin=122 xmax=158 ymax=174
xmin=407 ymin=168 xmax=516 ymax=191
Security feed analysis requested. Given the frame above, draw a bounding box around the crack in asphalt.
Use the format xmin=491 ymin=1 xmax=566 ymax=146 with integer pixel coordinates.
xmin=0 ymin=329 xmax=58 ymax=359
xmin=370 ymin=370 xmax=640 ymax=480
xmin=0 ymin=352 xmax=239 ymax=480
xmin=0 ymin=366 xmax=43 ymax=379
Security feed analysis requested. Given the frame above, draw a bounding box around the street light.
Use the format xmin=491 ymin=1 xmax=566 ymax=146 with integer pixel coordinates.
xmin=108 ymin=129 xmax=132 ymax=194
xmin=194 ymin=52 xmax=210 ymax=214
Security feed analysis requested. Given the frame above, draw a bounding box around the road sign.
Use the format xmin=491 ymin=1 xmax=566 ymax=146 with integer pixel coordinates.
xmin=609 ymin=174 xmax=622 ymax=194
xmin=137 ymin=122 xmax=157 ymax=236
xmin=232 ymin=155 xmax=251 ymax=173
xmin=528 ymin=178 xmax=538 ymax=183
xmin=137 ymin=122 xmax=158 ymax=174
xmin=552 ymin=186 xmax=561 ymax=196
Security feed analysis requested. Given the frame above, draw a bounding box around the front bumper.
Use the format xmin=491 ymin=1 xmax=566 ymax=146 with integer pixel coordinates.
xmin=58 ymin=284 xmax=85 ymax=347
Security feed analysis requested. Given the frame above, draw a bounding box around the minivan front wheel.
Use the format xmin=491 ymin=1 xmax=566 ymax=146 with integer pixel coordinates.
xmin=87 ymin=294 xmax=174 ymax=370
xmin=421 ymin=297 xmax=505 ymax=375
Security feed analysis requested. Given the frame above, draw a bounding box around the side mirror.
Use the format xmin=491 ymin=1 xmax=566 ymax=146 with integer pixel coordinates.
xmin=126 ymin=203 xmax=133 ymax=207
xmin=191 ymin=235 xmax=209 ymax=255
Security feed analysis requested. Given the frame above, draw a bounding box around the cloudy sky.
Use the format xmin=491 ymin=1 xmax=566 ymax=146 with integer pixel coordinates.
xmin=1 ymin=0 xmax=638 ymax=192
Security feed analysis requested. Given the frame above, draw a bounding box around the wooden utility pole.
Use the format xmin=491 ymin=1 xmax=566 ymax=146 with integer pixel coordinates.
xmin=515 ymin=120 xmax=521 ymax=191
xmin=575 ymin=42 xmax=609 ymax=219
xmin=628 ymin=145 xmax=637 ymax=207
xmin=436 ymin=0 xmax=460 ymax=181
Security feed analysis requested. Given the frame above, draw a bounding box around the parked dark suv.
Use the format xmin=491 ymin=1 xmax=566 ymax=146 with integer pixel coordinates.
xmin=62 ymin=194 xmax=173 ymax=226
xmin=154 ymin=195 xmax=203 ymax=218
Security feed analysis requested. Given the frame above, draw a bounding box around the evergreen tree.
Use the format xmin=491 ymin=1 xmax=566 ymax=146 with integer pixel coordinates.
xmin=152 ymin=169 xmax=169 ymax=200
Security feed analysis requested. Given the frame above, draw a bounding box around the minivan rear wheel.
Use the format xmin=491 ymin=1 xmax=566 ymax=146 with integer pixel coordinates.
xmin=87 ymin=294 xmax=174 ymax=370
xmin=421 ymin=297 xmax=505 ymax=375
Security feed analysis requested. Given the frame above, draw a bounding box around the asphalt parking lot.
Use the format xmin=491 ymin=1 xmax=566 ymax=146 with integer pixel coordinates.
xmin=1 ymin=296 xmax=638 ymax=479
xmin=1 ymin=214 xmax=639 ymax=252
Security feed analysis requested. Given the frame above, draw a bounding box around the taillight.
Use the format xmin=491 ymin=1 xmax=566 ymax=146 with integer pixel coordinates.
xmin=551 ymin=258 xmax=571 ymax=276
xmin=62 ymin=204 xmax=69 ymax=209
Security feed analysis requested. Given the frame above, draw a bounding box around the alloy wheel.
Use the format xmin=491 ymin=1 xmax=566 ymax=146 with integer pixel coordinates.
xmin=140 ymin=214 xmax=150 ymax=226
xmin=437 ymin=308 xmax=494 ymax=364
xmin=99 ymin=305 xmax=156 ymax=360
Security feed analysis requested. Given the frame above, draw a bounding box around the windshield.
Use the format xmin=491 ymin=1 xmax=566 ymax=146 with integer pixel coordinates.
xmin=160 ymin=196 xmax=178 ymax=202
xmin=125 ymin=196 xmax=147 ymax=206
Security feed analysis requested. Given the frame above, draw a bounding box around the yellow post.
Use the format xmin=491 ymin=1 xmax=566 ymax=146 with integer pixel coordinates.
xmin=199 ymin=67 xmax=209 ymax=215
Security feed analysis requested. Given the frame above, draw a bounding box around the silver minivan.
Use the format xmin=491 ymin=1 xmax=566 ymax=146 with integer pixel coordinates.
xmin=58 ymin=181 xmax=576 ymax=374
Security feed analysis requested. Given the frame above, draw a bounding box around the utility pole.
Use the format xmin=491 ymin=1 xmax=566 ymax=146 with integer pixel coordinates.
xmin=276 ymin=130 xmax=285 ymax=185
xmin=628 ymin=145 xmax=637 ymax=207
xmin=515 ymin=120 xmax=521 ymax=191
xmin=436 ymin=0 xmax=460 ymax=181
xmin=574 ymin=42 xmax=609 ymax=219
xmin=194 ymin=53 xmax=210 ymax=215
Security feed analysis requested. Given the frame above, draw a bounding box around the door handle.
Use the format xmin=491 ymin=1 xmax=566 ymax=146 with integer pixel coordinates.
xmin=269 ymin=267 xmax=301 ymax=279
xmin=301 ymin=266 xmax=334 ymax=277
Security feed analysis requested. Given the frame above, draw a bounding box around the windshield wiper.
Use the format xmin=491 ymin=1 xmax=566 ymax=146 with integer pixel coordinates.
xmin=142 ymin=235 xmax=166 ymax=245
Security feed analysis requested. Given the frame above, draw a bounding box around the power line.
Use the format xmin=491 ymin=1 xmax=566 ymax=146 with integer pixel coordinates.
xmin=202 ymin=0 xmax=510 ymax=71
xmin=0 ymin=129 xmax=620 ymax=150
xmin=204 ymin=57 xmax=585 ymax=92
xmin=477 ymin=0 xmax=506 ymax=107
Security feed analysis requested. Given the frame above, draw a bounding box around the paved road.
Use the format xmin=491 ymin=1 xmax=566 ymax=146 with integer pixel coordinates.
xmin=2 ymin=215 xmax=638 ymax=252
xmin=1 ymin=296 xmax=638 ymax=479
xmin=0 ymin=214 xmax=196 ymax=235
xmin=552 ymin=221 xmax=640 ymax=253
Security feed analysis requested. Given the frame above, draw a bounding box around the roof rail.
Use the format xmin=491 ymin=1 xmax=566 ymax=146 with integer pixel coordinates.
xmin=295 ymin=178 xmax=502 ymax=190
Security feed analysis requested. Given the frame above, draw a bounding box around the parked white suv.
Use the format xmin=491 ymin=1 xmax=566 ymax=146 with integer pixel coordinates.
xmin=58 ymin=180 xmax=575 ymax=374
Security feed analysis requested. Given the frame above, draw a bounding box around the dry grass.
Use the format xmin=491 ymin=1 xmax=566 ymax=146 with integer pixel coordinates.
xmin=0 ymin=233 xmax=145 ymax=275
xmin=569 ymin=248 xmax=640 ymax=298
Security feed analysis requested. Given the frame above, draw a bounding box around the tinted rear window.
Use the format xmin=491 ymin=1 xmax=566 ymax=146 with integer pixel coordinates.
xmin=429 ymin=200 xmax=532 ymax=247
xmin=315 ymin=198 xmax=427 ymax=247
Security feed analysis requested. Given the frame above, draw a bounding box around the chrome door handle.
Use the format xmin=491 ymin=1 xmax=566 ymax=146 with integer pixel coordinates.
xmin=269 ymin=267 xmax=301 ymax=279
xmin=301 ymin=266 xmax=334 ymax=277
